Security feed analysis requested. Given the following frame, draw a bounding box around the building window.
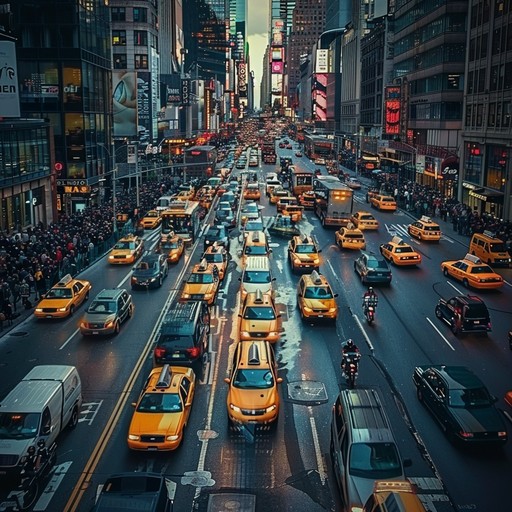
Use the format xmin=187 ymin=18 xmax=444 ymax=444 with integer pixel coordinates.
xmin=485 ymin=145 xmax=507 ymax=191
xmin=135 ymin=54 xmax=148 ymax=69
xmin=111 ymin=7 xmax=126 ymax=21
xmin=113 ymin=54 xmax=127 ymax=69
xmin=133 ymin=7 xmax=148 ymax=22
xmin=134 ymin=30 xmax=148 ymax=46
xmin=112 ymin=30 xmax=126 ymax=46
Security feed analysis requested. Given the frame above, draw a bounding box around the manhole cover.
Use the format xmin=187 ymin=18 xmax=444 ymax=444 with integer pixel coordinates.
xmin=9 ymin=331 xmax=29 ymax=337
xmin=287 ymin=380 xmax=328 ymax=404
xmin=207 ymin=493 xmax=256 ymax=512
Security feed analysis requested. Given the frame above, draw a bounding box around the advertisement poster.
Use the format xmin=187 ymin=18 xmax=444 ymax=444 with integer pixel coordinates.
xmin=137 ymin=71 xmax=151 ymax=144
xmin=0 ymin=41 xmax=20 ymax=117
xmin=113 ymin=70 xmax=137 ymax=137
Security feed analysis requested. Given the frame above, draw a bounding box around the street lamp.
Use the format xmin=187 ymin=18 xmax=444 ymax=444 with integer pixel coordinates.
xmin=98 ymin=143 xmax=118 ymax=234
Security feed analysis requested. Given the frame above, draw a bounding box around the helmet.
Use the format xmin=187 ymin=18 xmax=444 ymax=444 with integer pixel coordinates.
xmin=368 ymin=287 xmax=374 ymax=293
xmin=37 ymin=439 xmax=46 ymax=449
xmin=345 ymin=339 xmax=355 ymax=349
xmin=27 ymin=446 xmax=36 ymax=455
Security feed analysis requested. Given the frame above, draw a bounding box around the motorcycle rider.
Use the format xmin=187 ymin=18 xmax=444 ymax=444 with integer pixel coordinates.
xmin=341 ymin=339 xmax=361 ymax=372
xmin=362 ymin=287 xmax=378 ymax=310
xmin=35 ymin=439 xmax=49 ymax=472
xmin=21 ymin=446 xmax=38 ymax=478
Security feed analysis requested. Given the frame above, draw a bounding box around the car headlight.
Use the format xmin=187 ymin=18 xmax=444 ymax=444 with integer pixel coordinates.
xmin=265 ymin=405 xmax=277 ymax=413
xmin=229 ymin=404 xmax=241 ymax=413
xmin=35 ymin=308 xmax=43 ymax=312
xmin=329 ymin=307 xmax=337 ymax=312
xmin=128 ymin=434 xmax=140 ymax=441
xmin=313 ymin=258 xmax=320 ymax=264
xmin=206 ymin=240 xmax=211 ymax=245
xmin=293 ymin=257 xmax=301 ymax=264
xmin=204 ymin=293 xmax=213 ymax=299
xmin=303 ymin=306 xmax=313 ymax=313
xmin=240 ymin=331 xmax=250 ymax=337
xmin=105 ymin=320 xmax=115 ymax=328
xmin=182 ymin=293 xmax=190 ymax=299
xmin=57 ymin=307 xmax=67 ymax=312
xmin=131 ymin=277 xmax=138 ymax=282
xmin=166 ymin=435 xmax=179 ymax=441
xmin=149 ymin=277 xmax=157 ymax=282
xmin=269 ymin=331 xmax=279 ymax=337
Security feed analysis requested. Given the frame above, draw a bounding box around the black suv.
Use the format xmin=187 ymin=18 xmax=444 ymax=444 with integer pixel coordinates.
xmin=435 ymin=295 xmax=491 ymax=335
xmin=153 ymin=301 xmax=210 ymax=366
xmin=204 ymin=224 xmax=230 ymax=252
xmin=131 ymin=254 xmax=168 ymax=289
xmin=354 ymin=251 xmax=392 ymax=285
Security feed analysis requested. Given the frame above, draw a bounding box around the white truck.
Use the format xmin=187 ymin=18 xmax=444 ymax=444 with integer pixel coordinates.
xmin=313 ymin=176 xmax=354 ymax=227
xmin=0 ymin=365 xmax=82 ymax=475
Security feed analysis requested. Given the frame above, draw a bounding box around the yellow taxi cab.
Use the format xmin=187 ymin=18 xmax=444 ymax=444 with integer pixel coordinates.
xmin=180 ymin=258 xmax=221 ymax=305
xmin=243 ymin=183 xmax=261 ymax=201
xmin=297 ymin=270 xmax=338 ymax=321
xmin=408 ymin=215 xmax=442 ymax=241
xmin=288 ymin=235 xmax=321 ymax=273
xmin=175 ymin=189 xmax=195 ymax=201
xmin=281 ymin=204 xmax=304 ymax=223
xmin=158 ymin=233 xmax=185 ymax=264
xmin=241 ymin=231 xmax=271 ymax=263
xmin=202 ymin=244 xmax=228 ymax=281
xmin=380 ymin=236 xmax=422 ymax=266
xmin=363 ymin=480 xmax=428 ymax=512
xmin=276 ymin=196 xmax=297 ymax=213
xmin=298 ymin=190 xmax=315 ymax=209
xmin=127 ymin=364 xmax=196 ymax=451
xmin=335 ymin=223 xmax=366 ymax=250
xmin=370 ymin=194 xmax=397 ymax=211
xmin=441 ymin=253 xmax=504 ymax=289
xmin=350 ymin=211 xmax=379 ymax=230
xmin=108 ymin=234 xmax=145 ymax=265
xmin=140 ymin=210 xmax=162 ymax=229
xmin=270 ymin=188 xmax=290 ymax=204
xmin=34 ymin=273 xmax=91 ymax=319
xmin=224 ymin=340 xmax=282 ymax=427
xmin=238 ymin=290 xmax=282 ymax=343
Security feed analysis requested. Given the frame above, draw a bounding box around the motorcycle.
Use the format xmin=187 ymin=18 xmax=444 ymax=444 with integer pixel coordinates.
xmin=1 ymin=442 xmax=57 ymax=511
xmin=363 ymin=297 xmax=377 ymax=325
xmin=341 ymin=354 xmax=359 ymax=389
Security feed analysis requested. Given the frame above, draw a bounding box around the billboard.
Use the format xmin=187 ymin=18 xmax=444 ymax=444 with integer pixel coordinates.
xmin=0 ymin=41 xmax=20 ymax=117
xmin=315 ymin=49 xmax=329 ymax=73
xmin=271 ymin=74 xmax=283 ymax=95
xmin=272 ymin=61 xmax=284 ymax=74
xmin=180 ymin=78 xmax=191 ymax=106
xmin=384 ymin=86 xmax=401 ymax=135
xmin=312 ymin=74 xmax=327 ymax=121
xmin=271 ymin=47 xmax=283 ymax=61
xmin=113 ymin=71 xmax=137 ymax=137
xmin=238 ymin=61 xmax=247 ymax=98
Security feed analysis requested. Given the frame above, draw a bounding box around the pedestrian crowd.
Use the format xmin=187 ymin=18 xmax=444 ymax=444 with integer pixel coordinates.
xmin=0 ymin=176 xmax=177 ymax=328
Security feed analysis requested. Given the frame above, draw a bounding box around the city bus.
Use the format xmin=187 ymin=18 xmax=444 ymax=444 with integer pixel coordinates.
xmin=160 ymin=200 xmax=202 ymax=245
xmin=183 ymin=145 xmax=217 ymax=182
xmin=290 ymin=165 xmax=314 ymax=197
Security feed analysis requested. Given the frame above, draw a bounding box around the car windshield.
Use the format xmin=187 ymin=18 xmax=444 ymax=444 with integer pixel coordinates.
xmin=135 ymin=261 xmax=155 ymax=270
xmin=424 ymin=224 xmax=440 ymax=231
xmin=46 ymin=287 xmax=73 ymax=299
xmin=395 ymin=246 xmax=414 ymax=253
xmin=158 ymin=334 xmax=194 ymax=349
xmin=207 ymin=228 xmax=223 ymax=238
xmin=490 ymin=242 xmax=507 ymax=252
xmin=243 ymin=306 xmax=276 ymax=320
xmin=304 ymin=286 xmax=333 ymax=299
xmin=366 ymin=259 xmax=388 ymax=269
xmin=464 ymin=304 xmax=489 ymax=318
xmin=349 ymin=442 xmax=402 ymax=479
xmin=114 ymin=241 xmax=137 ymax=250
xmin=245 ymin=221 xmax=264 ymax=231
xmin=346 ymin=233 xmax=363 ymax=239
xmin=243 ymin=270 xmax=271 ymax=283
xmin=137 ymin=392 xmax=182 ymax=413
xmin=145 ymin=212 xmax=158 ymax=218
xmin=161 ymin=241 xmax=179 ymax=250
xmin=245 ymin=245 xmax=267 ymax=255
xmin=188 ymin=272 xmax=214 ymax=284
xmin=0 ymin=412 xmax=40 ymax=440
xmin=470 ymin=265 xmax=495 ymax=274
xmin=204 ymin=253 xmax=224 ymax=263
xmin=296 ymin=244 xmax=317 ymax=254
xmin=449 ymin=387 xmax=493 ymax=408
xmin=361 ymin=215 xmax=375 ymax=220
xmin=233 ymin=369 xmax=274 ymax=389
xmin=89 ymin=301 xmax=116 ymax=314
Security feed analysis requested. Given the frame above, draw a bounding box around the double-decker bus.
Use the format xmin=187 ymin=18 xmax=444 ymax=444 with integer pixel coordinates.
xmin=160 ymin=200 xmax=202 ymax=245
xmin=290 ymin=165 xmax=314 ymax=197
xmin=184 ymin=145 xmax=217 ymax=181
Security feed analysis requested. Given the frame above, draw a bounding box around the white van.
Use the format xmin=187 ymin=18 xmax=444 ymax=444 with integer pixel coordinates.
xmin=0 ymin=365 xmax=82 ymax=475
xmin=239 ymin=256 xmax=275 ymax=301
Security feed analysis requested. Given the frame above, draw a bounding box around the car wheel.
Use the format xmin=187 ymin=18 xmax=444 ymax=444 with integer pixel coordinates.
xmin=114 ymin=321 xmax=120 ymax=335
xmin=68 ymin=406 xmax=79 ymax=429
xmin=158 ymin=276 xmax=163 ymax=287
xmin=69 ymin=304 xmax=75 ymax=316
xmin=435 ymin=306 xmax=442 ymax=319
xmin=443 ymin=268 xmax=449 ymax=277
xmin=85 ymin=291 xmax=89 ymax=300
xmin=451 ymin=320 xmax=459 ymax=335
xmin=128 ymin=305 xmax=133 ymax=318
xmin=462 ymin=278 xmax=470 ymax=288
xmin=417 ymin=387 xmax=424 ymax=402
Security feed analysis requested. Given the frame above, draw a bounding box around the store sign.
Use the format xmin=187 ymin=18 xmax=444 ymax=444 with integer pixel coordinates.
xmin=63 ymin=185 xmax=91 ymax=194
xmin=0 ymin=41 xmax=20 ymax=117
xmin=180 ymin=78 xmax=190 ymax=106
xmin=57 ymin=179 xmax=88 ymax=186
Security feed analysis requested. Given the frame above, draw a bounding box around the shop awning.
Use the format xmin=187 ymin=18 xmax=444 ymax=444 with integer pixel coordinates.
xmin=469 ymin=188 xmax=504 ymax=203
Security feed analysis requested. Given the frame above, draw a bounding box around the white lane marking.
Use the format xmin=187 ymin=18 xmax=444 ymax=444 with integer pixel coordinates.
xmin=309 ymin=414 xmax=327 ymax=484
xmin=59 ymin=328 xmax=80 ymax=350
xmin=426 ymin=317 xmax=455 ymax=351
xmin=446 ymin=280 xmax=464 ymax=294
xmin=33 ymin=461 xmax=73 ymax=511
xmin=354 ymin=314 xmax=375 ymax=352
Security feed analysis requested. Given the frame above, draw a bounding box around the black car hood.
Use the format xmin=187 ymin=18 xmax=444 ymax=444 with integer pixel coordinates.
xmin=132 ymin=269 xmax=158 ymax=279
xmin=451 ymin=405 xmax=505 ymax=433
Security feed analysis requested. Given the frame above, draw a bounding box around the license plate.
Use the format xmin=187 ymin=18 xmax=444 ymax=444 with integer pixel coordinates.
xmin=46 ymin=315 xmax=52 ymax=318
xmin=474 ymin=321 xmax=480 ymax=324
xmin=92 ymin=331 xmax=99 ymax=335
xmin=318 ymin=314 xmax=323 ymax=318
xmin=172 ymin=353 xmax=181 ymax=358
xmin=147 ymin=447 xmax=158 ymax=451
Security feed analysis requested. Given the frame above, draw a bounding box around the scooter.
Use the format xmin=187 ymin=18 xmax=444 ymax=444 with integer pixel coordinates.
xmin=364 ymin=304 xmax=375 ymax=325
xmin=341 ymin=356 xmax=359 ymax=389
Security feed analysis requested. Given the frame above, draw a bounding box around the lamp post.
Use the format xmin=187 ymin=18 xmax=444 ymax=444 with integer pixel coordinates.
xmin=98 ymin=143 xmax=118 ymax=234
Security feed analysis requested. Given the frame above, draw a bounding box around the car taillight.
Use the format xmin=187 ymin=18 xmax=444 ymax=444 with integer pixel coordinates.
xmin=154 ymin=347 xmax=166 ymax=358
xmin=186 ymin=347 xmax=200 ymax=358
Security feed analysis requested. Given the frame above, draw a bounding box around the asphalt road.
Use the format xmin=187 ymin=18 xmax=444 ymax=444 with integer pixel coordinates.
xmin=0 ymin=146 xmax=510 ymax=512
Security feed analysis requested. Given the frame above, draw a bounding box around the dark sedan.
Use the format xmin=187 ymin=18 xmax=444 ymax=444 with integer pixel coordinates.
xmin=353 ymin=251 xmax=392 ymax=285
xmin=203 ymin=225 xmax=230 ymax=252
xmin=413 ymin=365 xmax=507 ymax=445
xmin=130 ymin=254 xmax=168 ymax=289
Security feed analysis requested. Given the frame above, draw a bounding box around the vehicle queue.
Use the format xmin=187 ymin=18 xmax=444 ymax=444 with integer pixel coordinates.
xmin=1 ymin=126 xmax=511 ymax=512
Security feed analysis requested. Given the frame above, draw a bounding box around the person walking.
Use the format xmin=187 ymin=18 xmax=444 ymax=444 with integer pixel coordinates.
xmin=34 ymin=267 xmax=46 ymax=300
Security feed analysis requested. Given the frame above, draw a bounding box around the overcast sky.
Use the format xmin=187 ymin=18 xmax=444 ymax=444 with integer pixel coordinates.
xmin=247 ymin=2 xmax=269 ymax=108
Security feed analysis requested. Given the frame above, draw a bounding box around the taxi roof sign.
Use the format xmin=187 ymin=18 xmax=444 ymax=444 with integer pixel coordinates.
xmin=391 ymin=236 xmax=406 ymax=245
xmin=310 ymin=270 xmax=323 ymax=285
xmin=420 ymin=215 xmax=432 ymax=223
xmin=373 ymin=480 xmax=416 ymax=493
xmin=155 ymin=365 xmax=172 ymax=389
xmin=56 ymin=274 xmax=73 ymax=286
xmin=464 ymin=253 xmax=482 ymax=264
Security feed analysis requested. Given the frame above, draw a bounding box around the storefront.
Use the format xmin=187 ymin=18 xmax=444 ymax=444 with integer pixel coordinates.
xmin=462 ymin=182 xmax=504 ymax=217
xmin=415 ymin=154 xmax=459 ymax=199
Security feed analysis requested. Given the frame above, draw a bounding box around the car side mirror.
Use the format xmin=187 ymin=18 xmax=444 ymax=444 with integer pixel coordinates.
xmin=131 ymin=402 xmax=137 ymax=407
xmin=277 ymin=377 xmax=283 ymax=384
xmin=334 ymin=293 xmax=339 ymax=298
xmin=318 ymin=249 xmax=322 ymax=253
xmin=238 ymin=314 xmax=242 ymax=318
xmin=403 ymin=458 xmax=412 ymax=468
xmin=238 ymin=277 xmax=241 ymax=281
xmin=41 ymin=425 xmax=53 ymax=435
xmin=272 ymin=277 xmax=276 ymax=281
xmin=224 ymin=377 xmax=230 ymax=384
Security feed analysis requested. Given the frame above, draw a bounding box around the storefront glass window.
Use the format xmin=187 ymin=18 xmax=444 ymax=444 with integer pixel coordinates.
xmin=465 ymin=143 xmax=483 ymax=183
xmin=485 ymin=145 xmax=507 ymax=191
